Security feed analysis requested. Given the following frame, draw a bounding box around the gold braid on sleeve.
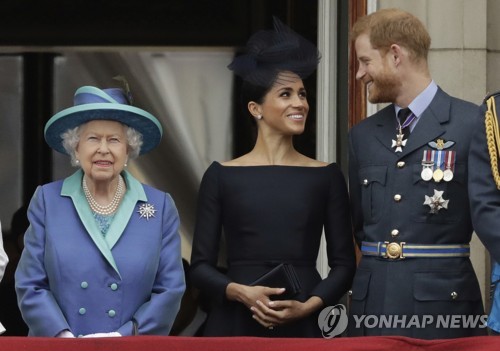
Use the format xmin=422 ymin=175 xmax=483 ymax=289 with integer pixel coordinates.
xmin=485 ymin=96 xmax=500 ymax=189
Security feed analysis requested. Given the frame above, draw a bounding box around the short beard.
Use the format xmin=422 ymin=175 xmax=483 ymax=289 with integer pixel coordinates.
xmin=367 ymin=70 xmax=401 ymax=104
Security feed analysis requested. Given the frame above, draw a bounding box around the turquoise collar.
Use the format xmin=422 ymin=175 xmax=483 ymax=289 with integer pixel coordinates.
xmin=61 ymin=169 xmax=147 ymax=276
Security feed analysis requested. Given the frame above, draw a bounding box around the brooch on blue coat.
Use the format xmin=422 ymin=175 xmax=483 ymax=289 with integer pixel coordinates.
xmin=137 ymin=203 xmax=156 ymax=220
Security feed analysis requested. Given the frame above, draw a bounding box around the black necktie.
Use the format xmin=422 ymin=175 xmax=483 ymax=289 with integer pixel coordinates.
xmin=398 ymin=107 xmax=412 ymax=139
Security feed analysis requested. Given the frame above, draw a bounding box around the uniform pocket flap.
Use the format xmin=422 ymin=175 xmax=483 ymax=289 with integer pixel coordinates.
xmin=359 ymin=166 xmax=387 ymax=186
xmin=413 ymin=271 xmax=481 ymax=302
xmin=351 ymin=269 xmax=371 ymax=300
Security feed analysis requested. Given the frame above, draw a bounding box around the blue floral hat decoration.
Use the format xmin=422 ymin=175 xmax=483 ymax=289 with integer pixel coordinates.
xmin=44 ymin=85 xmax=163 ymax=155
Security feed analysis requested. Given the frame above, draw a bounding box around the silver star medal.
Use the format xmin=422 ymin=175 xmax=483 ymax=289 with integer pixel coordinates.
xmin=392 ymin=131 xmax=407 ymax=153
xmin=423 ymin=190 xmax=449 ymax=214
xmin=137 ymin=203 xmax=156 ymax=220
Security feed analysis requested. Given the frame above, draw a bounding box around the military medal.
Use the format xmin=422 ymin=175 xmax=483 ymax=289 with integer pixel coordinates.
xmin=443 ymin=150 xmax=456 ymax=182
xmin=392 ymin=110 xmax=416 ymax=153
xmin=423 ymin=189 xmax=449 ymax=214
xmin=443 ymin=169 xmax=453 ymax=182
xmin=432 ymin=169 xmax=444 ymax=182
xmin=392 ymin=129 xmax=407 ymax=153
xmin=424 ymin=139 xmax=457 ymax=183
xmin=421 ymin=150 xmax=434 ymax=181
xmin=421 ymin=166 xmax=433 ymax=181
xmin=432 ymin=150 xmax=445 ymax=182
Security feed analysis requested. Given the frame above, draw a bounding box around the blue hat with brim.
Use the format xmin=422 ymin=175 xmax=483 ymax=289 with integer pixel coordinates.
xmin=44 ymin=86 xmax=163 ymax=155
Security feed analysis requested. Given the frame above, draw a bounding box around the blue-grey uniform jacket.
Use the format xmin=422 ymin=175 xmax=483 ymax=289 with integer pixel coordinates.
xmin=348 ymin=88 xmax=486 ymax=339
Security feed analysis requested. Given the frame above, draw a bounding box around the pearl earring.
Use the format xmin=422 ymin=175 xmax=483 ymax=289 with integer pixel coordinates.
xmin=256 ymin=115 xmax=262 ymax=120
xmin=75 ymin=159 xmax=80 ymax=165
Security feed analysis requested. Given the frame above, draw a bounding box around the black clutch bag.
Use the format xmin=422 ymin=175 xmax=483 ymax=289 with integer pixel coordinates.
xmin=250 ymin=263 xmax=302 ymax=300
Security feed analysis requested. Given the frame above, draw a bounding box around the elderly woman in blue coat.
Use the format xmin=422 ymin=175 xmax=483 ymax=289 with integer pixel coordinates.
xmin=15 ymin=85 xmax=185 ymax=337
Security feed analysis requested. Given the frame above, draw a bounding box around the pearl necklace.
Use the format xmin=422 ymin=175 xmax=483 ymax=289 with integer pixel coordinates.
xmin=82 ymin=176 xmax=125 ymax=215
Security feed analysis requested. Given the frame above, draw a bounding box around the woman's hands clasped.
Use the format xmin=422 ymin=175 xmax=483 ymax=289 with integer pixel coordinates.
xmin=225 ymin=283 xmax=323 ymax=330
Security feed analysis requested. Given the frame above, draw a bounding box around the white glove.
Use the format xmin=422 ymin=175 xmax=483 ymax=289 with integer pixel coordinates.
xmin=81 ymin=332 xmax=121 ymax=338
xmin=56 ymin=330 xmax=75 ymax=338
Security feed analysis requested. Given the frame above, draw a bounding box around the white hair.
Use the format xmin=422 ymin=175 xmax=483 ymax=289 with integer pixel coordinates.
xmin=61 ymin=122 xmax=143 ymax=167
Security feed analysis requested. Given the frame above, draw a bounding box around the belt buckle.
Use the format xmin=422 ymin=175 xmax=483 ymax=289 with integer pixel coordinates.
xmin=384 ymin=241 xmax=405 ymax=259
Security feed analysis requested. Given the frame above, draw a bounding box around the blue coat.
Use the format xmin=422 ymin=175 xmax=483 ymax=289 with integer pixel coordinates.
xmin=348 ymin=88 xmax=486 ymax=338
xmin=15 ymin=170 xmax=185 ymax=336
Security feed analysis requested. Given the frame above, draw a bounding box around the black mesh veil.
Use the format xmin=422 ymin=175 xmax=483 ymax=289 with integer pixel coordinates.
xmin=228 ymin=17 xmax=321 ymax=87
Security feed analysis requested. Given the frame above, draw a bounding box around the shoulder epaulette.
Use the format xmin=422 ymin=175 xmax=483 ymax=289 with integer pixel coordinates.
xmin=483 ymin=91 xmax=500 ymax=105
xmin=484 ymin=94 xmax=500 ymax=189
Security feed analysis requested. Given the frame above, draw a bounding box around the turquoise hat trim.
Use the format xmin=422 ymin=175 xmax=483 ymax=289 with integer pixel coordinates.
xmin=76 ymin=86 xmax=121 ymax=103
xmin=44 ymin=86 xmax=163 ymax=155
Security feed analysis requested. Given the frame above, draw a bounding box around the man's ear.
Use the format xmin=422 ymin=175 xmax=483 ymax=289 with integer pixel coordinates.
xmin=390 ymin=44 xmax=404 ymax=66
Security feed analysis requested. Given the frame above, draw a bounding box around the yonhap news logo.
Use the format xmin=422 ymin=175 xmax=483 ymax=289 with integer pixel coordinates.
xmin=317 ymin=304 xmax=488 ymax=338
xmin=351 ymin=314 xmax=488 ymax=329
xmin=317 ymin=304 xmax=348 ymax=338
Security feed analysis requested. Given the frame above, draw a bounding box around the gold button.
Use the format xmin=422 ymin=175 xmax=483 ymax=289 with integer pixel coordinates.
xmin=397 ymin=161 xmax=405 ymax=168
xmin=451 ymin=291 xmax=458 ymax=300
xmin=394 ymin=194 xmax=402 ymax=202
xmin=363 ymin=179 xmax=368 ymax=186
xmin=391 ymin=229 xmax=399 ymax=237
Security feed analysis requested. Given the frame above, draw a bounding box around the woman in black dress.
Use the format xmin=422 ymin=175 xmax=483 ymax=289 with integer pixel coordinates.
xmin=190 ymin=17 xmax=356 ymax=337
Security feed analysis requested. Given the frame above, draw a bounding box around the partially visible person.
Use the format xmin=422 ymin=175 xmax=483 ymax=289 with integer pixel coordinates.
xmin=468 ymin=91 xmax=500 ymax=336
xmin=190 ymin=17 xmax=356 ymax=337
xmin=348 ymin=8 xmax=485 ymax=338
xmin=170 ymin=259 xmax=207 ymax=336
xmin=0 ymin=220 xmax=9 ymax=335
xmin=0 ymin=206 xmax=29 ymax=336
xmin=15 ymin=84 xmax=185 ymax=337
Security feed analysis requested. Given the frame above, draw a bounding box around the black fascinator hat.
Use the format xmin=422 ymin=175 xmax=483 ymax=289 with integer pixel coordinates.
xmin=228 ymin=16 xmax=321 ymax=88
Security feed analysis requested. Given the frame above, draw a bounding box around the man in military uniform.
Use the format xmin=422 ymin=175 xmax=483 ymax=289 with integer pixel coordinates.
xmin=348 ymin=8 xmax=486 ymax=338
xmin=469 ymin=92 xmax=500 ymax=335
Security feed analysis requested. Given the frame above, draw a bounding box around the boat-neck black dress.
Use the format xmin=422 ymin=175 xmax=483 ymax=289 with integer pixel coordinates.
xmin=190 ymin=161 xmax=355 ymax=337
